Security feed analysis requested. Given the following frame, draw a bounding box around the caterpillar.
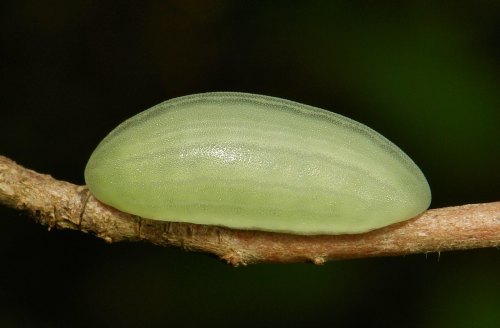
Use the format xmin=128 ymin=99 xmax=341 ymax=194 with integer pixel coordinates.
xmin=85 ymin=92 xmax=431 ymax=235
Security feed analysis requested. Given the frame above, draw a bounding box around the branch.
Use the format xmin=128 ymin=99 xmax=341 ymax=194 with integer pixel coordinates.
xmin=1 ymin=155 xmax=499 ymax=266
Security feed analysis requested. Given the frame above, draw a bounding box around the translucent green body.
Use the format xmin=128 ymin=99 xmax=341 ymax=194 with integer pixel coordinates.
xmin=85 ymin=92 xmax=431 ymax=234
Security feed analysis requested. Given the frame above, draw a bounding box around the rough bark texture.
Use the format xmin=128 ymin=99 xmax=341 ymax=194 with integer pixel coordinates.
xmin=1 ymin=155 xmax=499 ymax=266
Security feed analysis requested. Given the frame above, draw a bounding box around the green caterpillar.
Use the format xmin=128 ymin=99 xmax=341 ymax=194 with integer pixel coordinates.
xmin=85 ymin=92 xmax=431 ymax=234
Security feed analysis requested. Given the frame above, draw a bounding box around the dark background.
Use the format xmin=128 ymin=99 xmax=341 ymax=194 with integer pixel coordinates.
xmin=1 ymin=1 xmax=499 ymax=327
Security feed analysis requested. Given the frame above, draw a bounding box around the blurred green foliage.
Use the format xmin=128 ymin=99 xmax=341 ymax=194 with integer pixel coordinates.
xmin=0 ymin=1 xmax=499 ymax=327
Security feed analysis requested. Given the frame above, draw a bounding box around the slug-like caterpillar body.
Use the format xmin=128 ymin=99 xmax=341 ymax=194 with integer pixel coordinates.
xmin=85 ymin=92 xmax=431 ymax=235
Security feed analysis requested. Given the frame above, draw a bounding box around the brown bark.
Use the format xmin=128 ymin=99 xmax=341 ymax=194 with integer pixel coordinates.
xmin=1 ymin=155 xmax=499 ymax=266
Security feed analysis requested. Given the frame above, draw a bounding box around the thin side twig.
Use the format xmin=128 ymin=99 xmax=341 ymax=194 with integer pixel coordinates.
xmin=0 ymin=155 xmax=499 ymax=266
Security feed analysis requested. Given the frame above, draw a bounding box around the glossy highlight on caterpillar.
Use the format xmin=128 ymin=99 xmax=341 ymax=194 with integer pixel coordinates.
xmin=85 ymin=92 xmax=431 ymax=235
